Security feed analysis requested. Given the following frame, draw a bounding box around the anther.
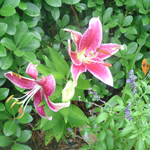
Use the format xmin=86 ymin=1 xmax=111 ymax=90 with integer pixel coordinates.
xmin=18 ymin=110 xmax=25 ymax=119
xmin=6 ymin=95 xmax=14 ymax=103
xmin=18 ymin=105 xmax=23 ymax=113
xmin=12 ymin=72 xmax=22 ymax=79
xmin=11 ymin=99 xmax=19 ymax=108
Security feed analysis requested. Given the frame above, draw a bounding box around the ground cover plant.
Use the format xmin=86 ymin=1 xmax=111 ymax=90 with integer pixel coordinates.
xmin=0 ymin=0 xmax=150 ymax=149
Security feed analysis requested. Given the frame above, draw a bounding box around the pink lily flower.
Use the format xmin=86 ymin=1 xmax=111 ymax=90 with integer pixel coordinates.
xmin=64 ymin=17 xmax=124 ymax=87
xmin=5 ymin=63 xmax=70 ymax=120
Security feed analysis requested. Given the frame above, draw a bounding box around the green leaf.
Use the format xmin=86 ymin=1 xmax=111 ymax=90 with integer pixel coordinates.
xmin=45 ymin=130 xmax=54 ymax=146
xmin=88 ymin=0 xmax=96 ymax=7
xmin=0 ymin=22 xmax=7 ymax=37
xmin=0 ymin=44 xmax=6 ymax=57
xmin=3 ymin=120 xmax=17 ymax=136
xmin=123 ymin=16 xmax=133 ymax=27
xmin=0 ymin=103 xmax=5 ymax=111
xmin=0 ymin=111 xmax=11 ymax=120
xmin=95 ymin=112 xmax=108 ymax=124
xmin=0 ymin=136 xmax=12 ymax=147
xmin=18 ymin=2 xmax=27 ymax=10
xmin=62 ymin=14 xmax=69 ymax=27
xmin=124 ymin=33 xmax=136 ymax=40
xmin=127 ymin=42 xmax=138 ymax=54
xmin=76 ymin=77 xmax=90 ymax=89
xmin=16 ymin=130 xmax=32 ymax=143
xmin=1 ymin=37 xmax=16 ymax=50
xmin=2 ymin=0 xmax=20 ymax=8
xmin=18 ymin=32 xmax=33 ymax=48
xmin=45 ymin=0 xmax=61 ymax=7
xmin=17 ymin=113 xmax=33 ymax=124
xmin=106 ymin=20 xmax=117 ymax=28
xmin=4 ymin=20 xmax=16 ymax=35
xmin=143 ymin=0 xmax=150 ymax=10
xmin=0 ymin=88 xmax=9 ymax=100
xmin=107 ymin=135 xmax=114 ymax=149
xmin=23 ymin=51 xmax=37 ymax=63
xmin=14 ymin=50 xmax=25 ymax=57
xmin=142 ymin=15 xmax=150 ymax=26
xmin=126 ymin=27 xmax=137 ymax=34
xmin=14 ymin=21 xmax=28 ymax=45
xmin=53 ymin=118 xmax=64 ymax=142
xmin=18 ymin=144 xmax=32 ymax=150
xmin=113 ymin=105 xmax=125 ymax=111
xmin=0 ymin=5 xmax=16 ymax=16
xmin=49 ymin=47 xmax=69 ymax=76
xmin=11 ymin=143 xmax=21 ymax=150
xmin=120 ymin=125 xmax=135 ymax=137
xmin=24 ymin=3 xmax=40 ymax=17
xmin=114 ymin=71 xmax=125 ymax=79
xmin=51 ymin=7 xmax=60 ymax=20
xmin=0 ymin=52 xmax=13 ymax=70
xmin=103 ymin=7 xmax=113 ymax=24
xmin=62 ymin=0 xmax=81 ymax=4
xmin=124 ymin=0 xmax=136 ymax=6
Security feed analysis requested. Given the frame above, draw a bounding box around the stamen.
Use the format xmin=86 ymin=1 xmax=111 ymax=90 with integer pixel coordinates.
xmin=99 ymin=50 xmax=111 ymax=55
xmin=103 ymin=62 xmax=112 ymax=67
xmin=18 ymin=105 xmax=23 ymax=113
xmin=12 ymin=72 xmax=22 ymax=79
xmin=6 ymin=95 xmax=14 ymax=103
xmin=11 ymin=99 xmax=19 ymax=108
xmin=18 ymin=110 xmax=25 ymax=119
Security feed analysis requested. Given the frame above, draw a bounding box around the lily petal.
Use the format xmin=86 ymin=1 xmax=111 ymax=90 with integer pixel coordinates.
xmin=71 ymin=64 xmax=87 ymax=87
xmin=45 ymin=95 xmax=70 ymax=112
xmin=34 ymin=90 xmax=52 ymax=120
xmin=97 ymin=44 xmax=124 ymax=60
xmin=79 ymin=17 xmax=102 ymax=54
xmin=68 ymin=40 xmax=82 ymax=66
xmin=36 ymin=75 xmax=56 ymax=96
xmin=5 ymin=72 xmax=36 ymax=89
xmin=63 ymin=28 xmax=82 ymax=52
xmin=26 ymin=63 xmax=38 ymax=80
xmin=83 ymin=57 xmax=113 ymax=86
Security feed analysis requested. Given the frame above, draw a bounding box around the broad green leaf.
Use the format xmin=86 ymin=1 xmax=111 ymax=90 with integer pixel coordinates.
xmin=11 ymin=143 xmax=21 ymax=150
xmin=103 ymin=7 xmax=113 ymax=24
xmin=124 ymin=33 xmax=136 ymax=40
xmin=113 ymin=105 xmax=125 ymax=111
xmin=0 ymin=136 xmax=12 ymax=147
xmin=142 ymin=15 xmax=150 ymax=26
xmin=62 ymin=0 xmax=81 ymax=4
xmin=127 ymin=42 xmax=138 ymax=54
xmin=16 ymin=130 xmax=32 ymax=143
xmin=2 ymin=0 xmax=20 ymax=8
xmin=23 ymin=51 xmax=37 ymax=63
xmin=14 ymin=50 xmax=25 ymax=57
xmin=88 ymin=0 xmax=96 ymax=7
xmin=0 ymin=111 xmax=11 ymax=120
xmin=106 ymin=20 xmax=117 ymax=28
xmin=95 ymin=112 xmax=108 ymax=124
xmin=18 ymin=144 xmax=32 ymax=150
xmin=50 ymin=7 xmax=60 ymax=20
xmin=45 ymin=130 xmax=54 ymax=146
xmin=1 ymin=37 xmax=16 ymax=50
xmin=14 ymin=21 xmax=28 ymax=45
xmin=106 ymin=135 xmax=114 ymax=149
xmin=53 ymin=118 xmax=64 ymax=142
xmin=0 ymin=52 xmax=13 ymax=70
xmin=62 ymin=14 xmax=69 ymax=27
xmin=97 ymin=130 xmax=106 ymax=141
xmin=18 ymin=2 xmax=27 ymax=10
xmin=17 ymin=113 xmax=33 ymax=124
xmin=118 ymin=13 xmax=124 ymax=25
xmin=0 ymin=88 xmax=9 ymax=100
xmin=0 ymin=5 xmax=16 ymax=16
xmin=114 ymin=71 xmax=125 ymax=79
xmin=3 ymin=120 xmax=17 ymax=136
xmin=18 ymin=32 xmax=33 ymax=48
xmin=120 ymin=125 xmax=135 ymax=137
xmin=126 ymin=27 xmax=137 ymax=34
xmin=123 ymin=16 xmax=133 ymax=27
xmin=76 ymin=77 xmax=90 ymax=89
xmin=0 ymin=103 xmax=5 ymax=111
xmin=143 ymin=0 xmax=150 ymax=10
xmin=0 ymin=22 xmax=7 ymax=37
xmin=24 ymin=3 xmax=40 ymax=17
xmin=45 ymin=0 xmax=61 ymax=7
xmin=0 ymin=43 xmax=6 ymax=57
xmin=49 ymin=47 xmax=69 ymax=76
xmin=124 ymin=0 xmax=136 ymax=6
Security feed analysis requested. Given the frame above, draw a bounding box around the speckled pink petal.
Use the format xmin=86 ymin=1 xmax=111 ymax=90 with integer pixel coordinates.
xmin=79 ymin=17 xmax=102 ymax=55
xmin=36 ymin=75 xmax=56 ymax=96
xmin=71 ymin=64 xmax=87 ymax=87
xmin=5 ymin=72 xmax=36 ymax=89
xmin=45 ymin=95 xmax=70 ymax=112
xmin=26 ymin=63 xmax=38 ymax=80
xmin=63 ymin=28 xmax=82 ymax=53
xmin=68 ymin=40 xmax=82 ymax=66
xmin=34 ymin=90 xmax=52 ymax=120
xmin=83 ymin=57 xmax=113 ymax=86
xmin=97 ymin=44 xmax=124 ymax=60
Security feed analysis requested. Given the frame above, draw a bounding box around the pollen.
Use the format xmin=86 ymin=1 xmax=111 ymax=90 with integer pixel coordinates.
xmin=18 ymin=105 xmax=23 ymax=113
xmin=18 ymin=110 xmax=25 ymax=119
xmin=12 ymin=72 xmax=22 ymax=79
xmin=6 ymin=95 xmax=14 ymax=103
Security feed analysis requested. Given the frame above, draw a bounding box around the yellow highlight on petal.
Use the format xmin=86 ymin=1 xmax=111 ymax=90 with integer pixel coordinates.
xmin=73 ymin=34 xmax=78 ymax=43
xmin=6 ymin=95 xmax=14 ymax=103
xmin=12 ymin=72 xmax=22 ymax=79
xmin=18 ymin=110 xmax=25 ymax=119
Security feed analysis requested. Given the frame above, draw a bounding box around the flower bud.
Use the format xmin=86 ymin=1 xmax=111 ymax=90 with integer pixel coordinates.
xmin=62 ymin=80 xmax=75 ymax=102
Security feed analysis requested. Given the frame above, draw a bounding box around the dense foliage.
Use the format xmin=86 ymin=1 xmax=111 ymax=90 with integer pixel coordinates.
xmin=0 ymin=0 xmax=150 ymax=149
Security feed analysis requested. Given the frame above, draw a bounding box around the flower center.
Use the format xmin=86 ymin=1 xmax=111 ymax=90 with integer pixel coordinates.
xmin=7 ymin=85 xmax=41 ymax=119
